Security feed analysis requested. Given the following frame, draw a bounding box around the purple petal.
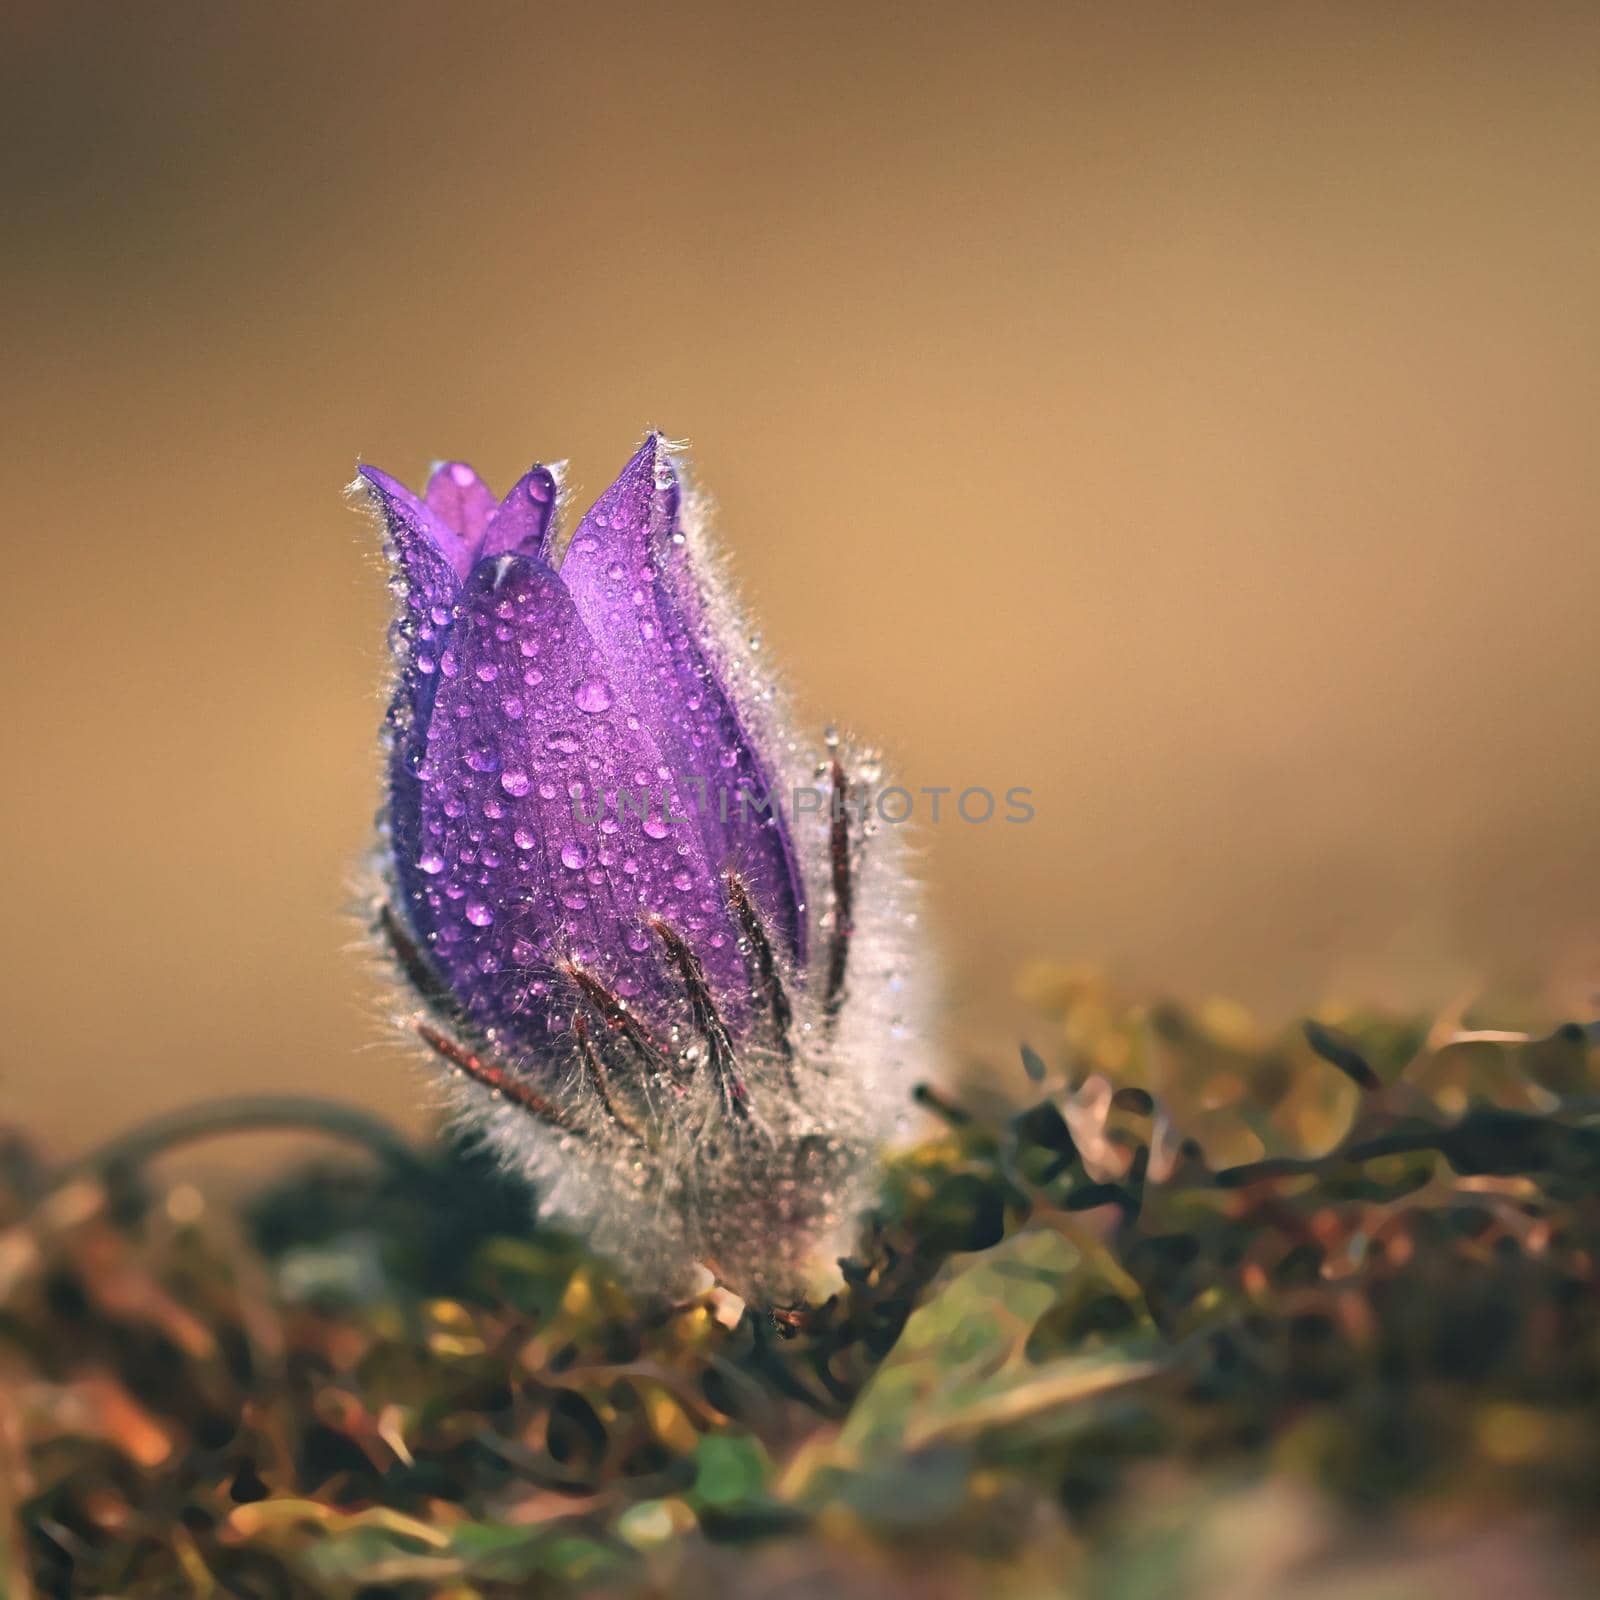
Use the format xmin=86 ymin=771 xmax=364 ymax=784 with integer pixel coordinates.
xmin=425 ymin=461 xmax=498 ymax=548
xmin=363 ymin=464 xmax=472 ymax=905
xmin=480 ymin=464 xmax=559 ymax=562
xmin=558 ymin=437 xmax=806 ymax=960
xmin=361 ymin=465 xmax=476 ymax=582
xmin=402 ymin=552 xmax=748 ymax=1053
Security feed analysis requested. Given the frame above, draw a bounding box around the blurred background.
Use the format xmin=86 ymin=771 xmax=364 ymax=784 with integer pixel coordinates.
xmin=3 ymin=1 xmax=1598 ymax=1154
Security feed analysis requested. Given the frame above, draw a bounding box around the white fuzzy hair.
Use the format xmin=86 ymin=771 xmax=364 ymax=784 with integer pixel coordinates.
xmin=361 ymin=441 xmax=935 ymax=1304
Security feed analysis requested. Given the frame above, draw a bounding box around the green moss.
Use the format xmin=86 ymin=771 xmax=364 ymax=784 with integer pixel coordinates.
xmin=6 ymin=987 xmax=1600 ymax=1595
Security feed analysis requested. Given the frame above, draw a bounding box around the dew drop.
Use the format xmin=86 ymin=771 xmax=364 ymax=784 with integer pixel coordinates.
xmin=544 ymin=730 xmax=581 ymax=755
xmin=642 ymin=815 xmax=670 ymax=840
xmin=560 ymin=840 xmax=590 ymax=870
xmin=418 ymin=851 xmax=445 ymax=875
xmin=501 ymin=769 xmax=531 ymax=797
xmin=573 ymin=676 xmax=614 ymax=714
xmin=465 ymin=901 xmax=494 ymax=927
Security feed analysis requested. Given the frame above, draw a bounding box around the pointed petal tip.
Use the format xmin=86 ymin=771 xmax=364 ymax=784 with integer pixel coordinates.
xmin=525 ymin=461 xmax=559 ymax=502
xmin=636 ymin=429 xmax=687 ymax=479
xmin=480 ymin=462 xmax=562 ymax=562
xmin=586 ymin=433 xmax=682 ymax=532
xmin=355 ymin=462 xmax=408 ymax=503
xmin=424 ymin=459 xmax=498 ymax=547
xmin=356 ymin=464 xmax=434 ymax=533
xmin=356 ymin=463 xmax=477 ymax=581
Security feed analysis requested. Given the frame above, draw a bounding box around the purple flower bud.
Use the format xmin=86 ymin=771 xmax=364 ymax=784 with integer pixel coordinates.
xmin=357 ymin=436 xmax=924 ymax=1302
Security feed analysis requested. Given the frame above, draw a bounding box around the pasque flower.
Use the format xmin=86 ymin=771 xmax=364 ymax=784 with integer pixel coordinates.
xmin=359 ymin=436 xmax=923 ymax=1302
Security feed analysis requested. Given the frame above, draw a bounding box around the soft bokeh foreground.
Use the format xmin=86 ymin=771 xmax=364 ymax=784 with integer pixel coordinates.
xmin=5 ymin=976 xmax=1600 ymax=1597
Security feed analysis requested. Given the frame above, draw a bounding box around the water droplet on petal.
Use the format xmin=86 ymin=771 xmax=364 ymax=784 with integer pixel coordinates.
xmin=418 ymin=851 xmax=445 ymax=875
xmin=501 ymin=769 xmax=531 ymax=797
xmin=544 ymin=730 xmax=581 ymax=755
xmin=465 ymin=901 xmax=494 ymax=927
xmin=560 ymin=840 xmax=590 ymax=870
xmin=573 ymin=676 xmax=614 ymax=714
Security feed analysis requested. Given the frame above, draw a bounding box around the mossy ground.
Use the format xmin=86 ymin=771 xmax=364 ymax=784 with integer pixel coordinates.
xmin=4 ymin=975 xmax=1600 ymax=1597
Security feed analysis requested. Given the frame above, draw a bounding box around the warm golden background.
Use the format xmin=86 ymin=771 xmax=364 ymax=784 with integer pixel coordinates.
xmin=4 ymin=2 xmax=1598 ymax=1153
